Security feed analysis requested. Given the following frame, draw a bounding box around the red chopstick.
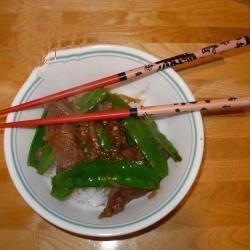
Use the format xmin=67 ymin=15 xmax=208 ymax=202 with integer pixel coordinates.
xmin=1 ymin=96 xmax=250 ymax=128
xmin=0 ymin=35 xmax=249 ymax=116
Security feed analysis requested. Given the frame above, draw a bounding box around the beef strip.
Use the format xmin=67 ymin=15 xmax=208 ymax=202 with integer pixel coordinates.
xmin=77 ymin=122 xmax=101 ymax=161
xmin=44 ymin=99 xmax=73 ymax=117
xmin=119 ymin=146 xmax=144 ymax=161
xmin=105 ymin=120 xmax=122 ymax=150
xmin=44 ymin=100 xmax=85 ymax=170
xmin=99 ymin=188 xmax=149 ymax=218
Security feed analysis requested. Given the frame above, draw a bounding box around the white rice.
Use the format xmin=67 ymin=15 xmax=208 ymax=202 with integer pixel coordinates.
xmin=69 ymin=187 xmax=108 ymax=208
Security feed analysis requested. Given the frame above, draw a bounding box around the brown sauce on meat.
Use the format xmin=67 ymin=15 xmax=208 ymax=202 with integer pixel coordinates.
xmin=44 ymin=101 xmax=85 ymax=170
xmin=99 ymin=188 xmax=149 ymax=218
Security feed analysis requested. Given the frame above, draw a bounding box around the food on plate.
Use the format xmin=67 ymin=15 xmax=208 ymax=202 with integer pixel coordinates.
xmin=27 ymin=88 xmax=181 ymax=218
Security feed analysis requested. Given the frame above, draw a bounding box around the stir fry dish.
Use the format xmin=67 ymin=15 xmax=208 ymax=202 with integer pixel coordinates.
xmin=27 ymin=88 xmax=182 ymax=218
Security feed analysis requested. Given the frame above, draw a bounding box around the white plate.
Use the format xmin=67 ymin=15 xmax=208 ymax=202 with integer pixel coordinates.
xmin=4 ymin=45 xmax=204 ymax=237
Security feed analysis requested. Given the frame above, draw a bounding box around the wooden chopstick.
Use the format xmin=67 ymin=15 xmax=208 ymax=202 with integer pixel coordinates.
xmin=1 ymin=96 xmax=250 ymax=128
xmin=0 ymin=35 xmax=249 ymax=116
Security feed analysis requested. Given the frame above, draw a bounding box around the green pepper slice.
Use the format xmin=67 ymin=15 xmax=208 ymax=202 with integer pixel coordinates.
xmin=36 ymin=144 xmax=55 ymax=174
xmin=143 ymin=116 xmax=182 ymax=162
xmin=96 ymin=123 xmax=111 ymax=150
xmin=77 ymin=88 xmax=108 ymax=112
xmin=27 ymin=111 xmax=55 ymax=174
xmin=51 ymin=160 xmax=160 ymax=199
xmin=122 ymin=118 xmax=168 ymax=178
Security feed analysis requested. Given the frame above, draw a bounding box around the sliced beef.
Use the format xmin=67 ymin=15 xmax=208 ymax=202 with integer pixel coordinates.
xmin=77 ymin=122 xmax=101 ymax=161
xmin=99 ymin=147 xmax=120 ymax=161
xmin=44 ymin=100 xmax=85 ymax=170
xmin=99 ymin=188 xmax=149 ymax=218
xmin=105 ymin=120 xmax=123 ymax=150
xmin=44 ymin=99 xmax=73 ymax=117
xmin=119 ymin=146 xmax=144 ymax=161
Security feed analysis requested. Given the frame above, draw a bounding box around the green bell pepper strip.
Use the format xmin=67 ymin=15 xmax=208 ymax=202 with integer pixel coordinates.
xmin=51 ymin=160 xmax=160 ymax=199
xmin=143 ymin=116 xmax=182 ymax=162
xmin=27 ymin=112 xmax=55 ymax=174
xmin=122 ymin=118 xmax=168 ymax=178
xmin=36 ymin=144 xmax=55 ymax=174
xmin=107 ymin=93 xmax=168 ymax=178
xmin=27 ymin=125 xmax=46 ymax=167
xmin=76 ymin=88 xmax=108 ymax=112
xmin=96 ymin=124 xmax=111 ymax=150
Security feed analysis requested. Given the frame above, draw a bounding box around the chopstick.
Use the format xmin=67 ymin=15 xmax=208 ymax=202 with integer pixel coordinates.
xmin=1 ymin=96 xmax=250 ymax=128
xmin=0 ymin=35 xmax=249 ymax=116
